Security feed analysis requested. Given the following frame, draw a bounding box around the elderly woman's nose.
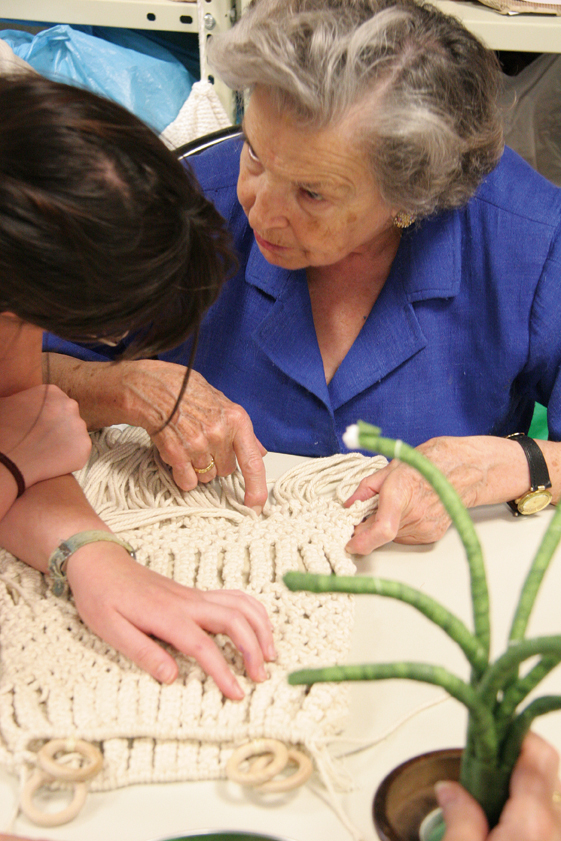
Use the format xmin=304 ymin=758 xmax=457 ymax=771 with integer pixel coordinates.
xmin=248 ymin=180 xmax=289 ymax=229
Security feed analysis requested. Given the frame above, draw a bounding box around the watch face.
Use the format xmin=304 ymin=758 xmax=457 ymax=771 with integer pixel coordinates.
xmin=518 ymin=490 xmax=553 ymax=515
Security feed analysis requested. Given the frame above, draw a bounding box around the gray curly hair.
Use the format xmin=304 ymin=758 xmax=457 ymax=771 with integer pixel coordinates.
xmin=208 ymin=0 xmax=504 ymax=218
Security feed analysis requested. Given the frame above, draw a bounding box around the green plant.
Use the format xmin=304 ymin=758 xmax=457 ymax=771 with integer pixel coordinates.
xmin=284 ymin=420 xmax=561 ymax=839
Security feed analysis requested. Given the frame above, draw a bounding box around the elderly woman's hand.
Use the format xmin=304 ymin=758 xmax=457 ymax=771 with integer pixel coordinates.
xmin=132 ymin=364 xmax=268 ymax=512
xmin=66 ymin=540 xmax=276 ymax=698
xmin=47 ymin=355 xmax=269 ymax=513
xmin=344 ymin=435 xmax=542 ymax=554
xmin=437 ymin=733 xmax=561 ymax=841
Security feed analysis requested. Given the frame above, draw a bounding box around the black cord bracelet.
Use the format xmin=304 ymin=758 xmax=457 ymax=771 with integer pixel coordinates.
xmin=0 ymin=452 xmax=25 ymax=498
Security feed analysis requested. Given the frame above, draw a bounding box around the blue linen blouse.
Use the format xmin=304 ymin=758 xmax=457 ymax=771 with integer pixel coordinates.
xmin=44 ymin=138 xmax=561 ymax=457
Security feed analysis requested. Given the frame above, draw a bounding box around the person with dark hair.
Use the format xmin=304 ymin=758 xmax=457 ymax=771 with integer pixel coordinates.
xmin=0 ymin=73 xmax=274 ymax=699
xmin=46 ymin=0 xmax=561 ymax=555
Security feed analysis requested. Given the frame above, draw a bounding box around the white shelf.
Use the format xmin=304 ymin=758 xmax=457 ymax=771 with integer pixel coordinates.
xmin=433 ymin=0 xmax=561 ymax=52
xmin=0 ymin=0 xmax=200 ymax=33
xmin=2 ymin=0 xmax=561 ymax=49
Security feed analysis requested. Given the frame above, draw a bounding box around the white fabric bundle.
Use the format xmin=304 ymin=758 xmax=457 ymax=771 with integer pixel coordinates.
xmin=160 ymin=80 xmax=232 ymax=150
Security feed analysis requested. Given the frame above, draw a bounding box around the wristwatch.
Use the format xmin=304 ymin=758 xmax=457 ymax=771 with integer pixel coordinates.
xmin=506 ymin=432 xmax=552 ymax=516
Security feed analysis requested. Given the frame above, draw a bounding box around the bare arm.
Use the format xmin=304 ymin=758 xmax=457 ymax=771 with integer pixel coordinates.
xmin=0 ymin=320 xmax=90 ymax=518
xmin=45 ymin=353 xmax=268 ymax=511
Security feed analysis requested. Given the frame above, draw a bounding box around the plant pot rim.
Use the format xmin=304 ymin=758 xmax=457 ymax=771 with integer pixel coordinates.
xmin=373 ymin=747 xmax=463 ymax=841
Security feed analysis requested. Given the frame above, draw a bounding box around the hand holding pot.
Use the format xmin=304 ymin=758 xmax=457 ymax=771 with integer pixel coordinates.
xmin=437 ymin=733 xmax=561 ymax=841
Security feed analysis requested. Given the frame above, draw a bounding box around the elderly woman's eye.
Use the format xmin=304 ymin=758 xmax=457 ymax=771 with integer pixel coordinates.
xmin=246 ymin=142 xmax=260 ymax=162
xmin=301 ymin=188 xmax=324 ymax=202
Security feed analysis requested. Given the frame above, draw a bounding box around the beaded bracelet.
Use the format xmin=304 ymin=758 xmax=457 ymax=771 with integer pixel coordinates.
xmin=48 ymin=530 xmax=136 ymax=597
xmin=0 ymin=451 xmax=25 ymax=498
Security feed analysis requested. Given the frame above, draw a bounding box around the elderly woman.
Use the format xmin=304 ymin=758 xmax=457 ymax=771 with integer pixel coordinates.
xmin=47 ymin=0 xmax=561 ymax=555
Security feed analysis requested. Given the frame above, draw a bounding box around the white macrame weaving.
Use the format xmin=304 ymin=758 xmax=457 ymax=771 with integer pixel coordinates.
xmin=0 ymin=426 xmax=385 ymax=793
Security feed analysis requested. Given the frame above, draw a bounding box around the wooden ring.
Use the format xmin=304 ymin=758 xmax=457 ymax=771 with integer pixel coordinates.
xmin=247 ymin=754 xmax=277 ymax=775
xmin=226 ymin=739 xmax=288 ymax=785
xmin=257 ymin=748 xmax=313 ymax=793
xmin=38 ymin=738 xmax=103 ymax=781
xmin=20 ymin=769 xmax=88 ymax=827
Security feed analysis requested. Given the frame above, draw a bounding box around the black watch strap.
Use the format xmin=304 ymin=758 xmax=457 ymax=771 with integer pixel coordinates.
xmin=506 ymin=433 xmax=552 ymax=515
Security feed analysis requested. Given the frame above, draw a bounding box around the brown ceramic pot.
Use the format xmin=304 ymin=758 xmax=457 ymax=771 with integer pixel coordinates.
xmin=372 ymin=748 xmax=462 ymax=841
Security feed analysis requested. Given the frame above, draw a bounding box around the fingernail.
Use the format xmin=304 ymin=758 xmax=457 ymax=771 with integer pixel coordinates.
xmin=267 ymin=643 xmax=277 ymax=661
xmin=435 ymin=780 xmax=457 ymax=807
xmin=231 ymin=682 xmax=245 ymax=700
xmin=155 ymin=663 xmax=176 ymax=684
xmin=251 ymin=505 xmax=263 ymax=515
xmin=258 ymin=664 xmax=268 ymax=681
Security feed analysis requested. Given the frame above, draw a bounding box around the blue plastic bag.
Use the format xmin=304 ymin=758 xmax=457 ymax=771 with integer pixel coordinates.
xmin=0 ymin=25 xmax=195 ymax=133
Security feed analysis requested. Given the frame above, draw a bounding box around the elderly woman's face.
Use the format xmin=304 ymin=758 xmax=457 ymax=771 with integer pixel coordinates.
xmin=237 ymin=87 xmax=396 ymax=271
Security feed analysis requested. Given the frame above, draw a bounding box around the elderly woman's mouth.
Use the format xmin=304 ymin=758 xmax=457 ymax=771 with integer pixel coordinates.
xmin=254 ymin=231 xmax=290 ymax=252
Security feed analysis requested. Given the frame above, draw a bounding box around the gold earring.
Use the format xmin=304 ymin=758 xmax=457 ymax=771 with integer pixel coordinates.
xmin=393 ymin=211 xmax=415 ymax=229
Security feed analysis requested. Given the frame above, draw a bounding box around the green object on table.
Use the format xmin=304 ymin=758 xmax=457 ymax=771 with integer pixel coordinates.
xmin=529 ymin=403 xmax=548 ymax=440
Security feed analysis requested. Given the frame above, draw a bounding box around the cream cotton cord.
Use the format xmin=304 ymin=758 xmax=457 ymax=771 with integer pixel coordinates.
xmin=0 ymin=426 xmax=389 ymax=836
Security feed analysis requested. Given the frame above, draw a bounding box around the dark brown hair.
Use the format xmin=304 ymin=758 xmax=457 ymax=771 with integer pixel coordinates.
xmin=0 ymin=74 xmax=236 ymax=358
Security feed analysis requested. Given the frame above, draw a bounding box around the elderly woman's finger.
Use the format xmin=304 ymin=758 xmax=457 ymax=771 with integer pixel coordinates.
xmin=344 ymin=463 xmax=394 ymax=507
xmin=169 ymin=461 xmax=199 ymax=492
xmin=345 ymin=476 xmax=405 ymax=553
xmin=232 ymin=429 xmax=268 ymax=513
xmin=345 ymin=511 xmax=397 ymax=554
xmin=192 ymin=454 xmax=218 ymax=483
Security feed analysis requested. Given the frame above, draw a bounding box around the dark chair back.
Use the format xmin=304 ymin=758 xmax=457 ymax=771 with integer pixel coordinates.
xmin=175 ymin=125 xmax=243 ymax=160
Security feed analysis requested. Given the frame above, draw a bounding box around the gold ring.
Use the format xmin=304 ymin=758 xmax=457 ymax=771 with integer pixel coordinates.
xmin=553 ymin=790 xmax=561 ymax=805
xmin=194 ymin=458 xmax=215 ymax=475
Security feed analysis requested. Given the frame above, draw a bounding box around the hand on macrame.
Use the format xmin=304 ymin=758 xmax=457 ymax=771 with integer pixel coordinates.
xmin=344 ymin=435 xmax=534 ymax=553
xmin=0 ymin=385 xmax=91 ymax=489
xmin=117 ymin=360 xmax=268 ymax=513
xmin=66 ymin=541 xmax=276 ymax=699
xmin=437 ymin=733 xmax=561 ymax=841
